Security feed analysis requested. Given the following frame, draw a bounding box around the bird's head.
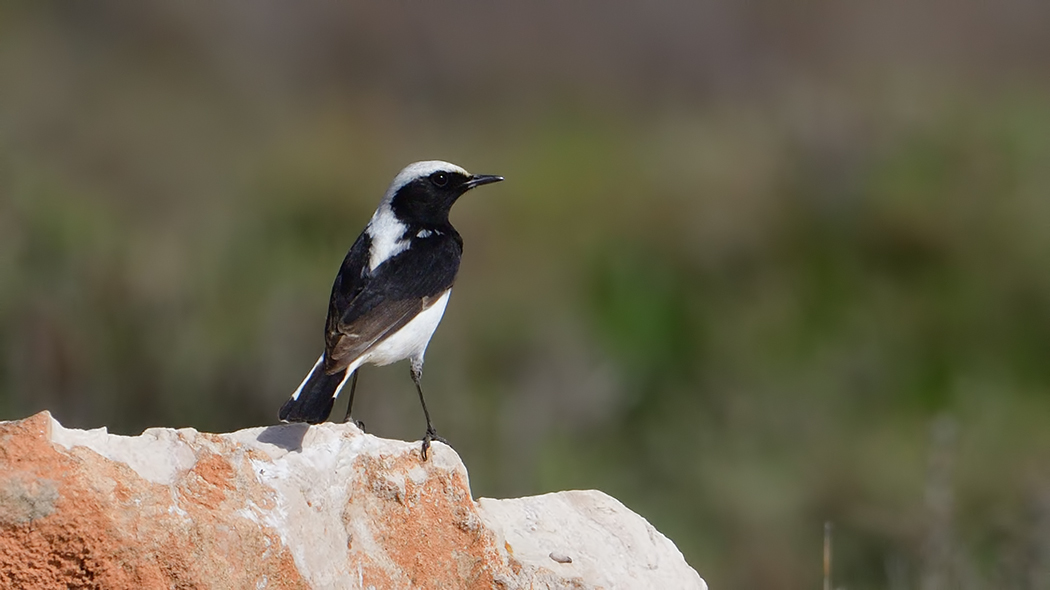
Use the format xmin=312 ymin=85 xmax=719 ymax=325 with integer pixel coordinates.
xmin=384 ymin=161 xmax=503 ymax=225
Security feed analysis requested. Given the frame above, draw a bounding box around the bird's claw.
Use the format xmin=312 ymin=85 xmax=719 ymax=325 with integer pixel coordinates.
xmin=343 ymin=416 xmax=366 ymax=433
xmin=420 ymin=428 xmax=448 ymax=461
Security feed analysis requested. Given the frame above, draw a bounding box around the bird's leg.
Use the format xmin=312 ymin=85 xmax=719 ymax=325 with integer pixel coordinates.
xmin=412 ymin=364 xmax=447 ymax=460
xmin=341 ymin=370 xmax=365 ymax=432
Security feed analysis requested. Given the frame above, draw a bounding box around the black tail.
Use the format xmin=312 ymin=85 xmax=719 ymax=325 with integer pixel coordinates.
xmin=279 ymin=354 xmax=348 ymax=424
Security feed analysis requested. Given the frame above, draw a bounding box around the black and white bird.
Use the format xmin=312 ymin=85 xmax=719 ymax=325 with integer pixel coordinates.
xmin=279 ymin=160 xmax=503 ymax=459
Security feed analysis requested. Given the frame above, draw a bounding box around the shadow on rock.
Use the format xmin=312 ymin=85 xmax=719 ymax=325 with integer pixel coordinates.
xmin=256 ymin=423 xmax=309 ymax=452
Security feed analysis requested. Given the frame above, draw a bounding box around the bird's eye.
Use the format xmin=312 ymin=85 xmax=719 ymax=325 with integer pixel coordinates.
xmin=430 ymin=172 xmax=449 ymax=187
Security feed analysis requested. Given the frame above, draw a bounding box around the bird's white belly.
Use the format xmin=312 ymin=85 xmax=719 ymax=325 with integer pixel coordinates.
xmin=356 ymin=290 xmax=451 ymax=369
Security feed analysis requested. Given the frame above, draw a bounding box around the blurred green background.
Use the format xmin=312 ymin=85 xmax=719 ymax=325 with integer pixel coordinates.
xmin=2 ymin=2 xmax=1050 ymax=588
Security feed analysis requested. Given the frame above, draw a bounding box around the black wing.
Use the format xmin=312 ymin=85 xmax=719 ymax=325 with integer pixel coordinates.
xmin=322 ymin=230 xmax=462 ymax=373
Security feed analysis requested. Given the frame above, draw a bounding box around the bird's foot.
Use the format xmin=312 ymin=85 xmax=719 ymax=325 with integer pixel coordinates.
xmin=420 ymin=427 xmax=449 ymax=461
xmin=342 ymin=415 xmax=366 ymax=433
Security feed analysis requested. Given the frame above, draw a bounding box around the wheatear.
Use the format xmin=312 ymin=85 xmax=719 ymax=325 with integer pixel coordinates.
xmin=279 ymin=160 xmax=503 ymax=460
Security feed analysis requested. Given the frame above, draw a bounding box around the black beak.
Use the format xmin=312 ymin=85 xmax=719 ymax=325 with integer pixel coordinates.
xmin=464 ymin=174 xmax=504 ymax=190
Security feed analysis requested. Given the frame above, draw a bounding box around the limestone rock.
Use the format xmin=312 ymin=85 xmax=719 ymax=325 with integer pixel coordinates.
xmin=0 ymin=412 xmax=706 ymax=590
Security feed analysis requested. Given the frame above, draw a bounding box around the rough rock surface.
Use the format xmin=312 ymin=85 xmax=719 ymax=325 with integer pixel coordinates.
xmin=0 ymin=412 xmax=705 ymax=590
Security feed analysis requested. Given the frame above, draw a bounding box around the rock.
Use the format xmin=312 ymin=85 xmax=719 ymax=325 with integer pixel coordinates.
xmin=0 ymin=412 xmax=706 ymax=590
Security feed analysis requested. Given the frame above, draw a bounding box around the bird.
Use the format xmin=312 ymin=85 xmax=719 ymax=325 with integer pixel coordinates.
xmin=279 ymin=160 xmax=503 ymax=460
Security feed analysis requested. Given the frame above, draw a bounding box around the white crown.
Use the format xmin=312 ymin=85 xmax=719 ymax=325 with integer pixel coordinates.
xmin=383 ymin=160 xmax=470 ymax=203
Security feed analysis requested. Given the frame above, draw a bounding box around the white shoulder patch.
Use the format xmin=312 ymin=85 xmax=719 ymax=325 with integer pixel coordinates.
xmin=366 ymin=206 xmax=409 ymax=271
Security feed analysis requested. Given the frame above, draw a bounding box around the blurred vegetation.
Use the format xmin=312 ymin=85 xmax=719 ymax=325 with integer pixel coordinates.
xmin=3 ymin=2 xmax=1050 ymax=589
